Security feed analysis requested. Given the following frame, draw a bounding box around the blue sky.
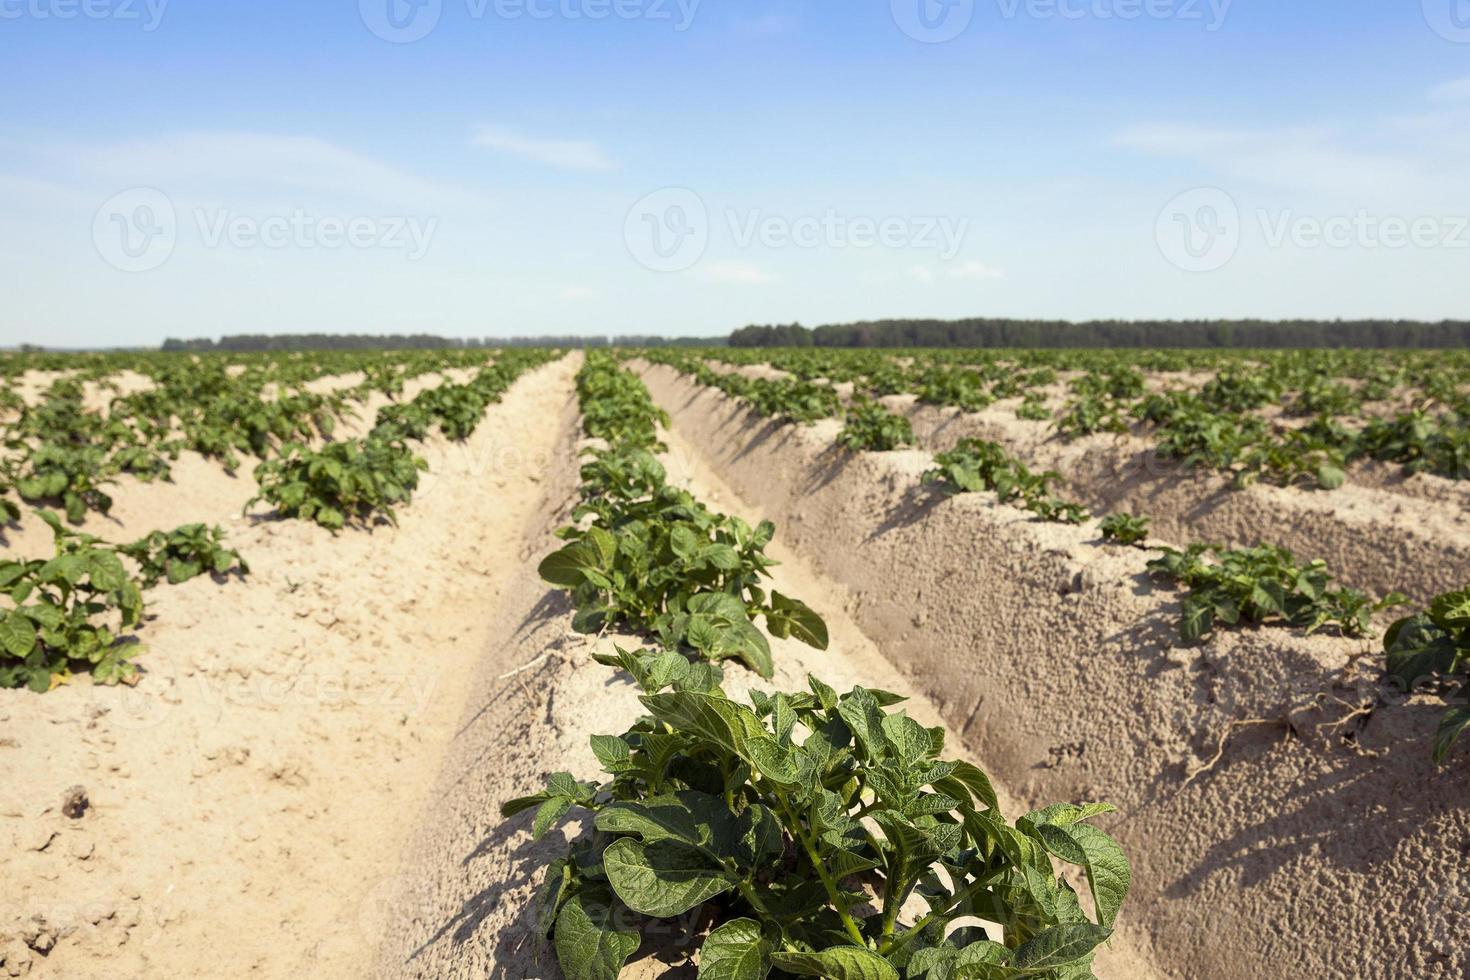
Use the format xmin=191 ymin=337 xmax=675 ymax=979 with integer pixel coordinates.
xmin=3 ymin=0 xmax=1469 ymax=346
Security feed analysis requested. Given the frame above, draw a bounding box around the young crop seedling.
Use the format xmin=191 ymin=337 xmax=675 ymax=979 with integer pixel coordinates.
xmin=1098 ymin=513 xmax=1151 ymax=547
xmin=837 ymin=400 xmax=915 ymax=453
xmin=119 ymin=523 xmax=249 ymax=589
xmin=505 ymin=660 xmax=1130 ymax=980
xmin=0 ymin=511 xmax=145 ymax=691
xmin=247 ymin=434 xmax=427 ymax=532
xmin=1015 ymin=395 xmax=1052 ymax=422
xmin=1382 ymin=588 xmax=1470 ymax=764
xmin=1147 ymin=543 xmax=1405 ymax=644
xmin=922 ymin=439 xmax=1089 ymax=525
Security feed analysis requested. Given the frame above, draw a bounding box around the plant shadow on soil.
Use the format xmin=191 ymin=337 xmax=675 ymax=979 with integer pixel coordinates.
xmin=1097 ymin=605 xmax=1470 ymax=900
xmin=1161 ymin=698 xmax=1467 ymax=898
xmin=425 ymin=810 xmax=703 ymax=980
xmin=868 ymin=483 xmax=950 ymax=540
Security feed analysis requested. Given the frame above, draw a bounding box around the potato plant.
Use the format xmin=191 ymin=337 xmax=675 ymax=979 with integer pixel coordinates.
xmin=543 ymin=355 xmax=828 ymax=678
xmin=119 ymin=523 xmax=249 ymax=589
xmin=1146 ymin=543 xmax=1405 ymax=644
xmin=1382 ymin=588 xmax=1470 ymax=763
xmin=506 ymin=658 xmax=1130 ymax=980
xmin=922 ymin=439 xmax=1087 ymax=525
xmin=248 ymin=435 xmax=427 ymax=531
xmin=837 ymin=400 xmax=915 ymax=453
xmin=0 ymin=512 xmax=145 ymax=691
xmin=1098 ymin=514 xmax=1150 ymax=547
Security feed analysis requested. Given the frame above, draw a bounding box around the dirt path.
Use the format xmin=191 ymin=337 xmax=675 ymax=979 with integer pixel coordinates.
xmin=0 ymin=355 xmax=579 ymax=979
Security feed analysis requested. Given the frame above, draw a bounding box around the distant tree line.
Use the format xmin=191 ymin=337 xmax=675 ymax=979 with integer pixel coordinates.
xmin=161 ymin=333 xmax=726 ymax=352
xmin=729 ymin=319 xmax=1470 ymax=349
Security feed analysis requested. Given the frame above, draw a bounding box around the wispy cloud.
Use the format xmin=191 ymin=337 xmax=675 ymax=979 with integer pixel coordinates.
xmin=1428 ymin=77 xmax=1470 ymax=105
xmin=472 ymin=124 xmax=616 ymax=172
xmin=1112 ymin=123 xmax=1432 ymax=200
xmin=559 ymin=286 xmax=596 ymax=302
xmin=908 ymin=260 xmax=1003 ymax=284
xmin=948 ymin=260 xmax=1004 ymax=280
xmin=696 ymin=260 xmax=775 ymax=284
xmin=73 ymin=131 xmax=482 ymax=208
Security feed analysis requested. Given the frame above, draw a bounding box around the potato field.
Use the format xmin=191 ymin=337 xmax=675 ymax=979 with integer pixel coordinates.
xmin=1 ymin=346 xmax=1467 ymax=979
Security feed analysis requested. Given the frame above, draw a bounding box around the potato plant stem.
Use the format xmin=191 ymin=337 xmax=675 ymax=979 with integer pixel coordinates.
xmin=771 ymin=788 xmax=868 ymax=948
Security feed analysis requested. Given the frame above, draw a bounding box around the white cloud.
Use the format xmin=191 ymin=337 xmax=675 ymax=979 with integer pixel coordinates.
xmin=472 ymin=125 xmax=616 ymax=172
xmin=72 ymin=131 xmax=482 ymax=209
xmin=559 ymin=286 xmax=596 ymax=302
xmin=1428 ymin=77 xmax=1470 ymax=104
xmin=1112 ymin=121 xmax=1438 ymax=201
xmin=948 ymin=260 xmax=1005 ymax=280
xmin=737 ymin=13 xmax=798 ymax=35
xmin=907 ymin=261 xmax=1003 ymax=284
xmin=695 ymin=260 xmax=775 ymax=284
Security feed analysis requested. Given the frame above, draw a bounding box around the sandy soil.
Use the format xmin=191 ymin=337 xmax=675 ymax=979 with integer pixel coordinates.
xmin=0 ymin=355 xmax=580 ymax=979
xmin=374 ymin=382 xmax=1161 ymax=980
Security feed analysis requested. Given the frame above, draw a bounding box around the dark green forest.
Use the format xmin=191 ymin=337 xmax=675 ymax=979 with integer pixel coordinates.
xmin=728 ymin=319 xmax=1470 ymax=349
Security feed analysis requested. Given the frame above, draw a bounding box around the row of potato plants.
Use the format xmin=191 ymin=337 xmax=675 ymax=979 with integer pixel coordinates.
xmin=0 ymin=348 xmax=490 ymax=524
xmin=512 ymin=353 xmax=1131 ymax=979
xmin=0 ymin=349 xmax=553 ymax=690
xmin=642 ymin=352 xmax=1469 ymax=763
xmin=0 ymin=512 xmax=248 ymax=691
xmin=246 ymin=350 xmax=558 ymax=531
xmin=698 ymin=348 xmax=1470 ymax=488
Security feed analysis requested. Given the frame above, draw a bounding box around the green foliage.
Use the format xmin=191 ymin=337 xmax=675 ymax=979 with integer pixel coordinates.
xmin=912 ymin=367 xmax=993 ymax=412
xmin=1382 ymin=588 xmax=1470 ymax=764
xmin=0 ymin=512 xmax=145 ymax=691
xmin=119 ymin=523 xmax=249 ymax=589
xmin=248 ymin=435 xmax=426 ymax=531
xmin=542 ymin=355 xmax=828 ymax=678
xmin=837 ymin=401 xmax=915 ymax=453
xmin=1356 ymin=410 xmax=1470 ymax=480
xmin=1053 ymin=396 xmax=1128 ymax=439
xmin=12 ymin=442 xmax=116 ymax=524
xmin=507 ymin=664 xmax=1129 ymax=980
xmin=1098 ymin=514 xmax=1150 ymax=547
xmin=922 ymin=439 xmax=1088 ymax=525
xmin=1015 ymin=395 xmax=1051 ymax=422
xmin=1146 ymin=543 xmax=1404 ymax=644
